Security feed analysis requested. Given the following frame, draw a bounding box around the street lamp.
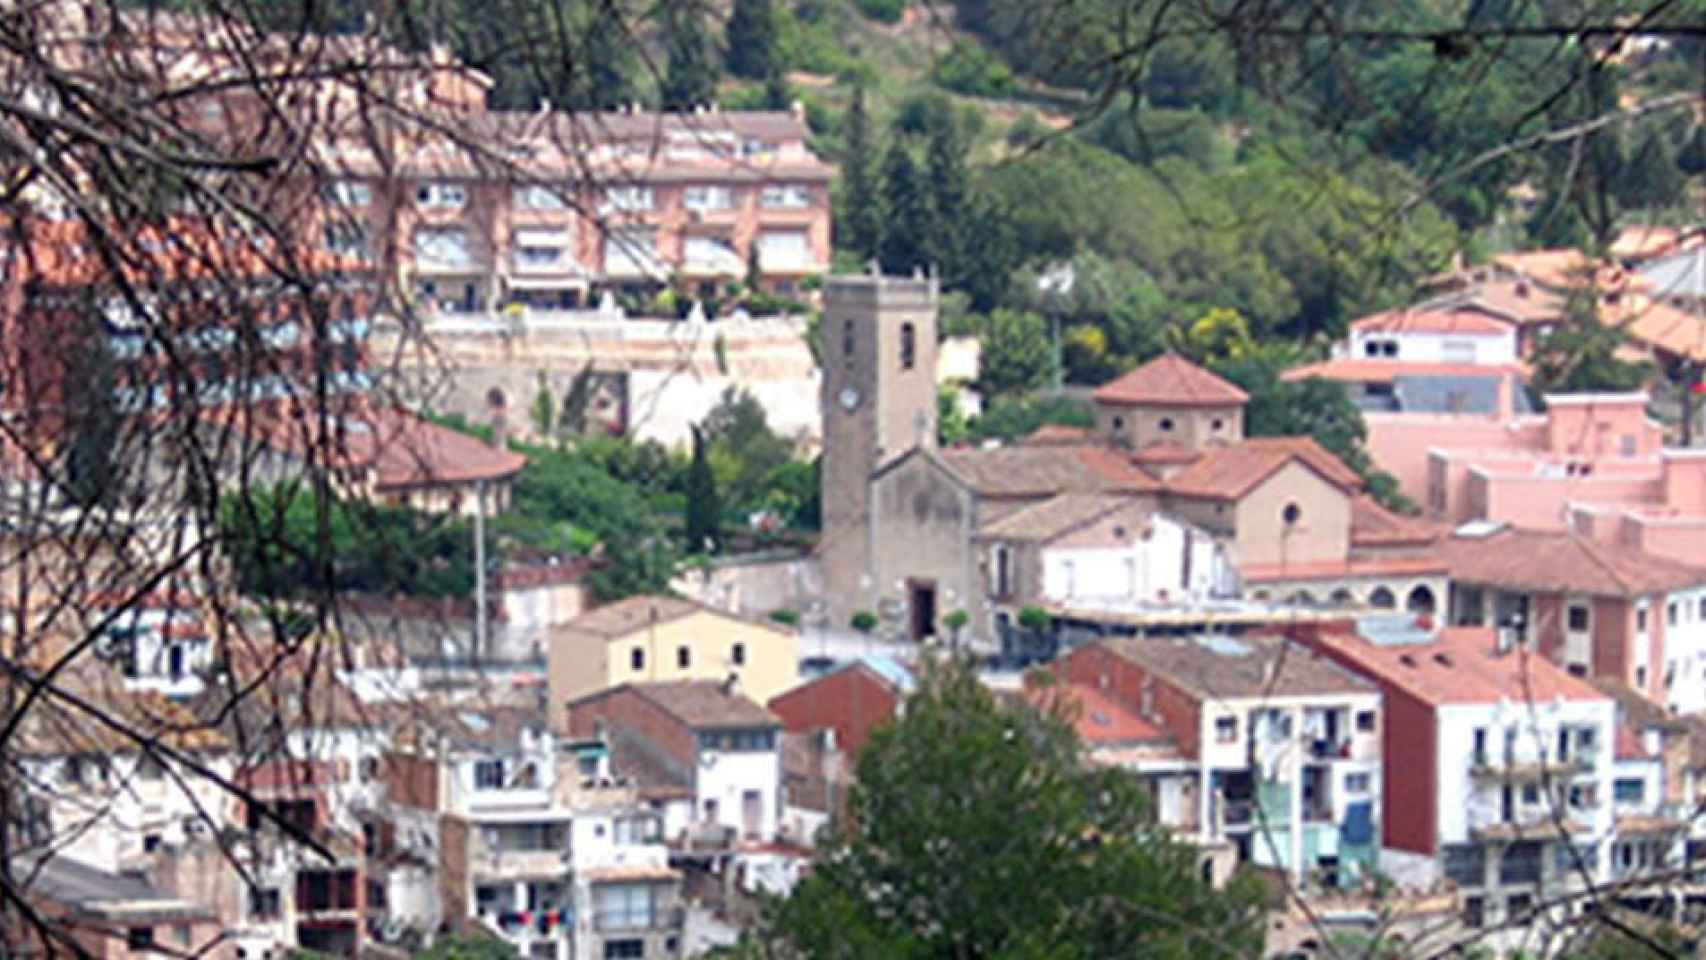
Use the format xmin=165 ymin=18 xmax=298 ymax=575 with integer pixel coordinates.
xmin=1036 ymin=262 xmax=1076 ymax=393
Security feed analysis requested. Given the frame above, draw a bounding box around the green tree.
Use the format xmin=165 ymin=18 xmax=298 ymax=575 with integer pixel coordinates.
xmin=969 ymin=393 xmax=1094 ymax=443
xmin=837 ymin=85 xmax=882 ymax=259
xmin=724 ymin=0 xmax=778 ymax=81
xmin=1621 ymin=130 xmax=1687 ymax=212
xmin=937 ymin=387 xmax=971 ymax=445
xmin=700 ymin=387 xmax=795 ymax=512
xmin=877 ymin=139 xmax=935 ymax=275
xmin=558 ymin=367 xmax=595 ymax=438
xmin=659 ymin=5 xmax=717 ymax=111
xmin=975 ymin=307 xmax=1054 ymax=397
xmin=925 ymin=117 xmax=970 ymax=288
xmin=751 ymin=659 xmax=1266 ymax=957
xmin=1529 ymin=292 xmax=1652 ymax=394
xmin=684 ymin=425 xmax=720 ymax=554
xmin=530 ymin=371 xmax=555 ymax=440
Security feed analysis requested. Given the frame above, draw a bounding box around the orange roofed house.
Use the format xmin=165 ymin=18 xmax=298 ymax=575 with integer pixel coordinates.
xmin=816 ymin=273 xmax=1447 ymax=645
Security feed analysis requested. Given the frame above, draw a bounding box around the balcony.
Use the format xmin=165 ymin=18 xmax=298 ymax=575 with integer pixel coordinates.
xmin=466 ymin=786 xmax=552 ymax=814
xmin=477 ymin=847 xmax=567 ymax=880
xmin=592 ymin=906 xmax=684 ymax=934
xmin=1308 ymin=739 xmax=1353 ymax=761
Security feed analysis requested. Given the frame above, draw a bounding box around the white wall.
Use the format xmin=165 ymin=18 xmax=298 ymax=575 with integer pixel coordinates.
xmin=1661 ymin=587 xmax=1706 ymax=714
xmin=1348 ymin=329 xmax=1517 ymax=365
xmin=696 ymin=747 xmax=782 ymax=841
xmin=1434 ymin=699 xmax=1616 ymax=882
xmin=1040 ymin=515 xmax=1231 ymax=604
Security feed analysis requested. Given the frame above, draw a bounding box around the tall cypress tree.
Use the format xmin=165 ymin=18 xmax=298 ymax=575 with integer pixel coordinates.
xmin=838 ymin=86 xmax=881 ymax=260
xmin=660 ymin=6 xmax=717 ymax=111
xmin=878 ymin=140 xmax=936 ymax=276
xmin=724 ymin=0 xmax=778 ymax=81
xmin=684 ymin=425 xmax=720 ymax=554
xmin=925 ymin=119 xmax=969 ymax=286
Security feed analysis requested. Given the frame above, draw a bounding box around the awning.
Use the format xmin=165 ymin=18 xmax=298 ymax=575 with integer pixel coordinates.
xmin=514 ymin=228 xmax=570 ymax=247
xmin=1341 ymin=800 xmax=1374 ymax=845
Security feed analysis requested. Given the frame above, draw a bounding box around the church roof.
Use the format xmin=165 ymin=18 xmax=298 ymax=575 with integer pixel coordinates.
xmin=1164 ymin=437 xmax=1361 ymax=501
xmin=975 ymin=493 xmax=1138 ymax=542
xmin=934 ymin=444 xmax=1159 ymax=497
xmin=1092 ymin=353 xmax=1249 ymax=408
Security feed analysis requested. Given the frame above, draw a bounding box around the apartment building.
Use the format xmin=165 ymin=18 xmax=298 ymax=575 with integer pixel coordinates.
xmin=566 ymin=680 xmax=784 ymax=849
xmin=1297 ymin=618 xmax=1617 ymax=934
xmin=319 ymin=106 xmax=833 ymax=314
xmin=1057 ymin=634 xmax=1383 ymax=888
xmin=547 ymin=595 xmax=799 ymax=730
xmin=1438 ymin=523 xmax=1706 ymax=711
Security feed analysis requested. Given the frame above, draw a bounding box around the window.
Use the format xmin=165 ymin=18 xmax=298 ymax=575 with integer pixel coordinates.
xmin=1382 ymin=340 xmax=1398 ymax=357
xmin=677 ymin=646 xmax=691 ymax=669
xmin=593 ymin=884 xmax=655 ymax=931
xmin=323 ymin=223 xmax=370 ymax=258
xmin=1364 ymin=340 xmax=1381 ymax=358
xmin=1637 ymin=665 xmax=1648 ymax=689
xmin=1444 ymin=844 xmax=1485 ymax=887
xmin=760 ymin=184 xmax=811 ymax=208
xmin=474 ymin=760 xmax=505 ymax=790
xmin=900 ymin=322 xmax=916 ymax=370
xmin=1211 ymin=418 xmax=1224 ymax=432
xmin=137 ymin=755 xmax=164 ymax=781
xmin=144 ymin=834 xmax=161 ymax=853
xmin=993 ymin=545 xmax=1012 ymax=597
xmin=684 ymin=185 xmax=734 ymax=211
xmin=514 ymin=185 xmax=567 ymax=210
xmin=1463 ymin=895 xmax=1484 ymax=929
xmin=842 ymin=320 xmax=855 ymax=370
xmin=1500 ymin=841 xmax=1543 ymax=885
xmin=604 ymin=941 xmax=645 ymax=959
xmin=416 ymin=182 xmax=467 ymax=208
xmin=1215 ymin=716 xmax=1237 ymax=743
xmin=1355 ymin=710 xmax=1376 ymax=733
xmin=413 ymin=228 xmax=473 ymax=267
xmin=1345 ymin=773 xmax=1371 ymax=793
xmin=1282 ymin=503 xmax=1302 ymax=526
xmin=1521 ymin=783 xmax=1540 ymax=804
xmin=322 ymin=180 xmax=372 ymax=206
xmin=757 ymin=230 xmax=810 ymax=268
xmin=605 ymin=186 xmax=654 ymax=211
xmin=62 ymin=756 xmax=84 ymax=786
xmin=250 ymin=887 xmax=281 ymax=919
xmin=684 ymin=235 xmax=737 ymax=266
xmin=1637 ymin=606 xmax=1650 ymax=632
xmin=1112 ymin=416 xmax=1125 ymax=430
xmin=174 ymin=924 xmax=191 ymax=947
xmin=1441 ymin=339 xmax=1478 ymax=364
xmin=731 ymin=643 xmax=746 ymax=666
xmin=127 ymin=927 xmax=155 ymax=949
xmin=1699 ymin=597 xmax=1706 ymax=620
xmin=1670 ymin=602 xmax=1680 ymax=627
xmin=515 ymin=245 xmax=564 ymax=268
xmin=1158 ymin=417 xmax=1174 ymax=432
xmin=631 ymin=647 xmax=645 ymax=671
xmin=1507 ymin=892 xmax=1533 ymax=919
xmin=1568 ymin=605 xmax=1590 ymax=632
xmin=1614 ymin=778 xmax=1646 ymax=805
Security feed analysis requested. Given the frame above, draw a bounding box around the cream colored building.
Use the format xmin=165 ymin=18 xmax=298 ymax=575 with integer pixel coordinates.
xmin=546 ymin=595 xmax=799 ymax=731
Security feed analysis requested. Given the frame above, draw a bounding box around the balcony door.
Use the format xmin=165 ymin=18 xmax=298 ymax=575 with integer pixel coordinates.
xmin=742 ymin=790 xmax=762 ymax=840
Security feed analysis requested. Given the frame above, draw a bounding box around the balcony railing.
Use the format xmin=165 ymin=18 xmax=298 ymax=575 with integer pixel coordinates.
xmin=1308 ymin=739 xmax=1352 ymax=760
xmin=592 ymin=906 xmax=685 ymax=933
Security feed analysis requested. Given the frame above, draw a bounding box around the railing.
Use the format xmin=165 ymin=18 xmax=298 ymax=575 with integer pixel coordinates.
xmin=593 ymin=906 xmax=685 ymax=933
xmin=1308 ymin=739 xmax=1352 ymax=760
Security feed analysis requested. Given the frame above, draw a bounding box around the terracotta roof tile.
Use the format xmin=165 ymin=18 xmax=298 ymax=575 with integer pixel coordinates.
xmin=555 ymin=594 xmax=792 ymax=643
xmin=1164 ymin=436 xmax=1361 ymax=501
xmin=1349 ymin=496 xmax=1440 ymax=547
xmin=976 ymin=493 xmax=1138 ymax=542
xmin=1307 ymin=624 xmax=1609 ymax=707
xmin=1351 ymin=306 xmax=1513 ymax=336
xmin=1131 ymin=441 xmax=1202 ymax=464
xmin=1093 ymin=353 xmax=1248 ymax=407
xmin=577 ymin=680 xmax=780 ymax=730
xmin=1604 ymin=294 xmax=1706 ymax=362
xmin=1239 ymin=555 xmax=1448 ymax=583
xmin=1021 ymin=424 xmax=1091 ymax=445
xmin=1438 ymin=526 xmax=1706 ymax=597
xmin=936 ymin=444 xmax=1158 ymax=498
xmin=1099 ymin=634 xmax=1376 ymax=701
xmin=1282 ymin=359 xmax=1529 ymax=384
xmin=1025 ymin=681 xmax=1171 ymax=746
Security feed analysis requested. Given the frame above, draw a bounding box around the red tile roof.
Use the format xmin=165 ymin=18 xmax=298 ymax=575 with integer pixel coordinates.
xmin=1025 ymin=681 xmax=1170 ymax=745
xmin=1308 ymin=624 xmax=1607 ymax=707
xmin=1349 ymin=496 xmax=1440 ymax=547
xmin=1351 ymin=306 xmax=1513 ymax=336
xmin=1164 ymin=436 xmax=1361 ymax=501
xmin=1282 ymin=359 xmax=1529 ymax=384
xmin=1438 ymin=526 xmax=1706 ymax=597
xmin=1604 ymin=294 xmax=1706 ymax=363
xmin=1021 ymin=423 xmax=1091 ymax=445
xmin=1132 ymin=441 xmax=1202 ymax=465
xmin=1092 ymin=353 xmax=1248 ymax=407
xmin=247 ymin=404 xmax=528 ymax=488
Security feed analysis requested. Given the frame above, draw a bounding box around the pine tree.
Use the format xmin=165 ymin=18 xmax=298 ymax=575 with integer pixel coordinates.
xmin=878 ymin=139 xmax=936 ymax=275
xmin=684 ymin=425 xmax=720 ymax=554
xmin=660 ymin=6 xmax=717 ymax=111
xmin=1622 ymin=132 xmax=1686 ymax=211
xmin=762 ymin=69 xmax=792 ymax=110
xmin=724 ymin=0 xmax=777 ymax=81
xmin=838 ymin=85 xmax=881 ymax=260
xmin=562 ymin=1 xmax=636 ymax=110
xmin=925 ymin=119 xmax=969 ymax=287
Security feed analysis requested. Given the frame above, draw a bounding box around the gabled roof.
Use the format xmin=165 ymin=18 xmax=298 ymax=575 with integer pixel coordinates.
xmin=575 ymin=680 xmax=780 ymax=730
xmin=1349 ymin=495 xmax=1439 ymax=547
xmin=1164 ymin=436 xmax=1361 ymax=501
xmin=1588 ymin=677 xmax=1686 ymax=733
xmin=976 ymin=492 xmax=1138 ymax=543
xmin=1092 ymin=353 xmax=1248 ymax=408
xmin=1020 ymin=423 xmax=1091 ymax=445
xmin=1604 ymin=294 xmax=1706 ymax=363
xmin=1024 ymin=681 xmax=1171 ymax=746
xmin=557 ymin=594 xmax=793 ymax=642
xmin=1131 ymin=441 xmax=1202 ymax=465
xmin=1438 ymin=526 xmax=1706 ymax=597
xmin=933 ymin=444 xmax=1158 ymax=498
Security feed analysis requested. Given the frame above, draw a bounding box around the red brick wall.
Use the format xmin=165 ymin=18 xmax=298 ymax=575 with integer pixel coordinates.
xmin=1591 ymin=597 xmax=1631 ymax=682
xmin=567 ymin=687 xmax=695 ymax=769
xmin=767 ymin=666 xmax=899 ymax=759
xmin=384 ymin=752 xmax=441 ymax=811
xmin=1058 ymin=643 xmax=1203 ymax=759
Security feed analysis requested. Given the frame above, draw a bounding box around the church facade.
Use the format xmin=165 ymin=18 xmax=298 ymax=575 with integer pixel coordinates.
xmin=816 ymin=274 xmax=1447 ymax=643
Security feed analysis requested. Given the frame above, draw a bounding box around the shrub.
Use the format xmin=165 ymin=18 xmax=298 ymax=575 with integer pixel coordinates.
xmin=932 ymin=40 xmax=1015 ymax=97
xmin=770 ymin=608 xmax=802 ymax=627
xmin=850 ymin=610 xmax=879 ymax=634
xmin=855 ymin=0 xmax=905 ymax=24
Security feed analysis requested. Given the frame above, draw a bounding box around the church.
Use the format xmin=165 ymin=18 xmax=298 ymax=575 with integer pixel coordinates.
xmin=816 ymin=273 xmax=1447 ymax=643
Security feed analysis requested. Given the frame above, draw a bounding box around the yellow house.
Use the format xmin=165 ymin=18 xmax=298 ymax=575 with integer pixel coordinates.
xmin=546 ymin=594 xmax=799 ymax=732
